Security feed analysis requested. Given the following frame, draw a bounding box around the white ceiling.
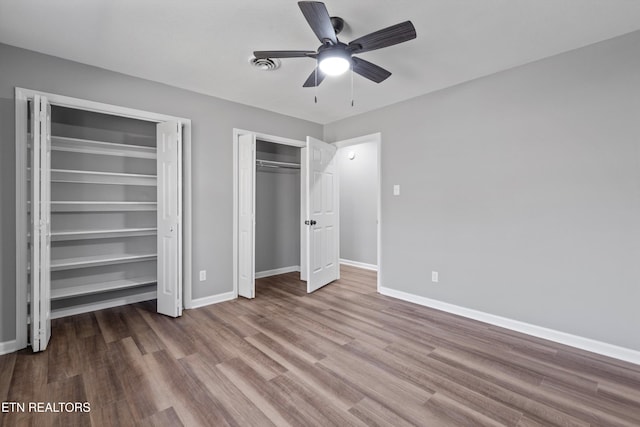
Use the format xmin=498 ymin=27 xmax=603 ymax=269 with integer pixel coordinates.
xmin=2 ymin=1 xmax=640 ymax=124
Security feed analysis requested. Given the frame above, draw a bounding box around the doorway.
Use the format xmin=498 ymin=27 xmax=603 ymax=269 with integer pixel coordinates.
xmin=335 ymin=133 xmax=382 ymax=290
xmin=233 ymin=130 xmax=306 ymax=299
xmin=233 ymin=130 xmax=380 ymax=298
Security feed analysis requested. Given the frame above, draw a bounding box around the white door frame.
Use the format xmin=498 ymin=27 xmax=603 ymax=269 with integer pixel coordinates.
xmin=232 ymin=128 xmax=305 ymax=298
xmin=14 ymin=87 xmax=193 ymax=351
xmin=333 ymin=133 xmax=382 ymax=292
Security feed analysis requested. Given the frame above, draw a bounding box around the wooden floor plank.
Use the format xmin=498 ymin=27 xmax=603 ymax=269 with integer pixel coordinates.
xmin=1 ymin=265 xmax=639 ymax=426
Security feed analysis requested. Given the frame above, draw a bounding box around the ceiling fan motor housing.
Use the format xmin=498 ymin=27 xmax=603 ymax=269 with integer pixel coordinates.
xmin=330 ymin=16 xmax=345 ymax=35
xmin=317 ymin=43 xmax=351 ymax=63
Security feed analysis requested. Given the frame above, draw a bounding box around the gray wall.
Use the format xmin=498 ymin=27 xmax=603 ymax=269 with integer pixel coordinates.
xmin=338 ymin=142 xmax=378 ymax=266
xmin=324 ymin=31 xmax=640 ymax=351
xmin=255 ymin=141 xmax=301 ymax=273
xmin=0 ymin=43 xmax=322 ymax=342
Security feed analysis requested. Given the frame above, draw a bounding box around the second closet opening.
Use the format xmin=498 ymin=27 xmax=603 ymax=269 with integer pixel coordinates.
xmin=254 ymin=140 xmax=302 ymax=293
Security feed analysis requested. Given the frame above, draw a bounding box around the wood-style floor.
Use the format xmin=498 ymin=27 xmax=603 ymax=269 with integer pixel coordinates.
xmin=1 ymin=266 xmax=640 ymax=426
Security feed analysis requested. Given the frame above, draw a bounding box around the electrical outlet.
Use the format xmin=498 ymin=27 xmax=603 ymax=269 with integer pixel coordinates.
xmin=199 ymin=270 xmax=206 ymax=281
xmin=431 ymin=271 xmax=439 ymax=283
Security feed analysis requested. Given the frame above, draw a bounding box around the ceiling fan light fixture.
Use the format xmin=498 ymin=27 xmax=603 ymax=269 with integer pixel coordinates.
xmin=319 ymin=55 xmax=350 ymax=76
xmin=318 ymin=47 xmax=352 ymax=76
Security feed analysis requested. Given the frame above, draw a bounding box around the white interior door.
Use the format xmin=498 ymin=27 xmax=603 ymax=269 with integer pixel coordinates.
xmin=30 ymin=94 xmax=51 ymax=352
xmin=157 ymin=120 xmax=183 ymax=317
xmin=238 ymin=133 xmax=256 ymax=298
xmin=305 ymin=136 xmax=339 ymax=293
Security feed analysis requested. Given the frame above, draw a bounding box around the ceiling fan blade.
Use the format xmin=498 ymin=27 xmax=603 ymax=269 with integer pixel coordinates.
xmin=298 ymin=1 xmax=337 ymax=45
xmin=352 ymin=57 xmax=391 ymax=83
xmin=253 ymin=50 xmax=316 ymax=59
xmin=348 ymin=21 xmax=416 ymax=54
xmin=302 ymin=67 xmax=327 ymax=87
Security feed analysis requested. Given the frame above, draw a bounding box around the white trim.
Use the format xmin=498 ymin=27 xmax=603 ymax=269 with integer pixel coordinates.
xmin=17 ymin=88 xmax=190 ymax=123
xmin=189 ymin=291 xmax=236 ymax=309
xmin=333 ymin=133 xmax=381 ymax=149
xmin=235 ymin=128 xmax=306 ymax=148
xmin=255 ymin=266 xmax=300 ymax=279
xmin=15 ymin=88 xmax=28 ymax=350
xmin=15 ymin=87 xmax=193 ymax=349
xmin=232 ymin=130 xmax=239 ymax=298
xmin=339 ymin=259 xmax=378 ymax=271
xmin=331 ymin=132 xmax=382 ymax=292
xmin=0 ymin=340 xmax=19 ymax=356
xmin=182 ymin=121 xmax=193 ymax=310
xmin=50 ymin=291 xmax=157 ymax=320
xmin=379 ymin=287 xmax=640 ymax=365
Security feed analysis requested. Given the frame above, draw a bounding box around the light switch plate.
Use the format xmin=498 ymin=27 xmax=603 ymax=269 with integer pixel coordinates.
xmin=199 ymin=270 xmax=206 ymax=281
xmin=393 ymin=185 xmax=400 ymax=196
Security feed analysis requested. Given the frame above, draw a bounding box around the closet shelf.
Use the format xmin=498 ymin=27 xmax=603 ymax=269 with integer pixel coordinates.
xmin=52 ymin=227 xmax=157 ymax=241
xmin=51 ymin=169 xmax=157 ymax=186
xmin=51 ymin=253 xmax=157 ymax=271
xmin=51 ymin=201 xmax=157 ymax=212
xmin=50 ymin=289 xmax=157 ymax=320
xmin=51 ymin=136 xmax=156 ymax=159
xmin=51 ymin=275 xmax=157 ymax=300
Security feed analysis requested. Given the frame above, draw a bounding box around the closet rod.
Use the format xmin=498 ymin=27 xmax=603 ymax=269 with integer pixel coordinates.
xmin=256 ymin=159 xmax=300 ymax=170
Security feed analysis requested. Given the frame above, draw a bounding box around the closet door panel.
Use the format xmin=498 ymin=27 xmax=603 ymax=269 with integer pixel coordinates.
xmin=305 ymin=136 xmax=339 ymax=293
xmin=237 ymin=133 xmax=256 ymax=298
xmin=30 ymin=95 xmax=52 ymax=352
xmin=156 ymin=121 xmax=182 ymax=317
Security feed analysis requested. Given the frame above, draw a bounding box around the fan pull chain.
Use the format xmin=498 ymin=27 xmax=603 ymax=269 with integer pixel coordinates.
xmin=351 ymin=66 xmax=354 ymax=107
xmin=314 ymin=66 xmax=318 ymax=104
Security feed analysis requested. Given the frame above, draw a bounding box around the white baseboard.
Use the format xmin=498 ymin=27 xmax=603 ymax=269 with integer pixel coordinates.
xmin=255 ymin=265 xmax=300 ymax=279
xmin=0 ymin=339 xmax=19 ymax=356
xmin=379 ymin=286 xmax=640 ymax=366
xmin=340 ymin=259 xmax=378 ymax=271
xmin=189 ymin=291 xmax=236 ymax=309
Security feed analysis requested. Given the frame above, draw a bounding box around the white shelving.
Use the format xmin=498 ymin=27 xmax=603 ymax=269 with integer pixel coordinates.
xmin=51 ymin=201 xmax=157 ymax=212
xmin=51 ymin=253 xmax=157 ymax=271
xmin=47 ymin=126 xmax=159 ymax=318
xmin=51 ymin=136 xmax=156 ymax=159
xmin=50 ymin=289 xmax=157 ymax=320
xmin=51 ymin=169 xmax=157 ymax=186
xmin=52 ymin=227 xmax=157 ymax=241
xmin=51 ymin=275 xmax=157 ymax=300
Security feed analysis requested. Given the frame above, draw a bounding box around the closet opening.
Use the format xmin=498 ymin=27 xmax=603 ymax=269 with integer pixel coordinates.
xmin=15 ymin=88 xmax=192 ymax=352
xmin=234 ymin=130 xmax=307 ymax=300
xmin=234 ymin=130 xmax=346 ymax=299
xmin=254 ymin=140 xmax=304 ymax=297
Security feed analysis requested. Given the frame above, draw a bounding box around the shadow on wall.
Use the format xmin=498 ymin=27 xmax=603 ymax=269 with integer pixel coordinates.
xmin=0 ymin=97 xmax=17 ymax=342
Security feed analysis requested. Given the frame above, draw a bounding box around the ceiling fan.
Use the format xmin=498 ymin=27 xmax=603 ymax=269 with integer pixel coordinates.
xmin=253 ymin=1 xmax=417 ymax=87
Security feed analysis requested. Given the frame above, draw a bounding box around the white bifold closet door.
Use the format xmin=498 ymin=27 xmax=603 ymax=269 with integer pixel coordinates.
xmin=29 ymin=100 xmax=184 ymax=352
xmin=237 ymin=133 xmax=256 ymax=299
xmin=157 ymin=120 xmax=183 ymax=317
xmin=304 ymin=137 xmax=339 ymax=293
xmin=30 ymin=94 xmax=52 ymax=352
